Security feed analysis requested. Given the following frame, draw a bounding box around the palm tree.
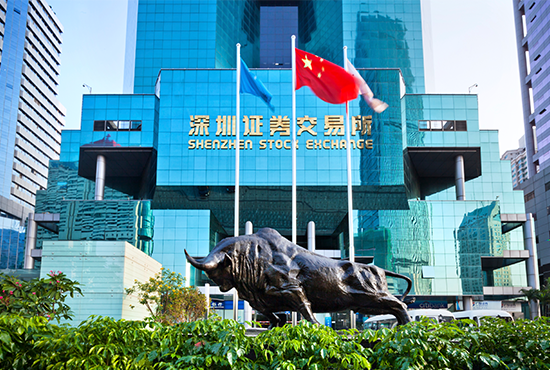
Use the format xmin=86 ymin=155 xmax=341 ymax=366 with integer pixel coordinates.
xmin=520 ymin=286 xmax=541 ymax=319
xmin=521 ymin=278 xmax=550 ymax=318
xmin=538 ymin=278 xmax=550 ymax=317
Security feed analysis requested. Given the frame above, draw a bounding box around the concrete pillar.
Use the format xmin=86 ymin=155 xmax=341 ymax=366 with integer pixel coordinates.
xmin=185 ymin=261 xmax=191 ymax=287
xmin=243 ymin=222 xmax=253 ymax=326
xmin=307 ymin=221 xmax=315 ymax=252
xmin=455 ymin=155 xmax=465 ymax=200
xmin=95 ymin=154 xmax=106 ymax=201
xmin=24 ymin=213 xmax=37 ymax=269
xmin=205 ymin=283 xmax=210 ymax=318
xmin=524 ymin=213 xmax=541 ymax=318
xmin=245 ymin=221 xmax=253 ymax=236
xmin=463 ymin=296 xmax=473 ymax=311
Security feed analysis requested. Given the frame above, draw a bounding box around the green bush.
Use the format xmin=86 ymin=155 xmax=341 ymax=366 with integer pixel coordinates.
xmin=0 ymin=316 xmax=549 ymax=369
xmin=0 ymin=271 xmax=82 ymax=322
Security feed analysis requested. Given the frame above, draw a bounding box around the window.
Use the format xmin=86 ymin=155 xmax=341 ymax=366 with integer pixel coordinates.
xmin=93 ymin=120 xmax=142 ymax=132
xmin=418 ymin=120 xmax=467 ymax=131
xmin=93 ymin=120 xmax=105 ymax=131
xmin=545 ymin=181 xmax=550 ymax=191
xmin=524 ymin=191 xmax=535 ymax=202
xmin=259 ymin=6 xmax=298 ymax=68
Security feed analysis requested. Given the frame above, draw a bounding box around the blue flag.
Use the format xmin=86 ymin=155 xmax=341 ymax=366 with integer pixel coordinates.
xmin=240 ymin=58 xmax=274 ymax=111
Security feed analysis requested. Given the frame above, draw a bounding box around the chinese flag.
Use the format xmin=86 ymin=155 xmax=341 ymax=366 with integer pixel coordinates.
xmin=295 ymin=48 xmax=358 ymax=104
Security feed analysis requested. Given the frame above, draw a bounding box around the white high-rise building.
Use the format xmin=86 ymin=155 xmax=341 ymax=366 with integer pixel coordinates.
xmin=0 ymin=0 xmax=64 ymax=269
xmin=501 ymin=137 xmax=528 ymax=188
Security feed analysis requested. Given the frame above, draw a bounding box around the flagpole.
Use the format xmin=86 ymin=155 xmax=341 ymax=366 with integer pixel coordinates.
xmin=291 ymin=35 xmax=298 ymax=326
xmin=235 ymin=44 xmax=241 ymax=238
xmin=344 ymin=46 xmax=356 ymax=330
xmin=234 ymin=43 xmax=241 ymax=322
xmin=291 ymin=36 xmax=297 ymax=245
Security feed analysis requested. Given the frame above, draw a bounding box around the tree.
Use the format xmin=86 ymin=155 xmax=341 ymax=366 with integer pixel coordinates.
xmin=0 ymin=271 xmax=82 ymax=322
xmin=125 ymin=268 xmax=207 ymax=325
xmin=520 ymin=278 xmax=550 ymax=318
xmin=539 ymin=278 xmax=550 ymax=317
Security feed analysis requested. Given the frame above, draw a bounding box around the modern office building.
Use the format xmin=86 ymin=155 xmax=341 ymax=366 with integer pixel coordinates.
xmin=25 ymin=0 xmax=539 ymax=323
xmin=0 ymin=0 xmax=65 ymax=270
xmin=514 ymin=0 xmax=550 ymax=284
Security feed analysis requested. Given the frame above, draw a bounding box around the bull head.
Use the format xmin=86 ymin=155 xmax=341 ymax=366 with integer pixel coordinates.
xmin=184 ymin=250 xmax=220 ymax=271
xmin=185 ymin=250 xmax=234 ymax=291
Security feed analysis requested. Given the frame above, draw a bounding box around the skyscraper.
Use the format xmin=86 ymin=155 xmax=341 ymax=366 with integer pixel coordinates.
xmin=28 ymin=0 xmax=539 ymax=323
xmin=514 ymin=0 xmax=550 ymax=284
xmin=501 ymin=137 xmax=528 ymax=189
xmin=0 ymin=0 xmax=64 ymax=269
xmin=514 ymin=0 xmax=550 ymax=175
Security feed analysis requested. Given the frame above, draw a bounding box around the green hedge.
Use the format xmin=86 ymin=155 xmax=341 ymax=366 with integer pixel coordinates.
xmin=0 ymin=314 xmax=549 ymax=369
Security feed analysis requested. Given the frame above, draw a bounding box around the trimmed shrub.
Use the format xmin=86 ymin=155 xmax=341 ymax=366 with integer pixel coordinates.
xmin=0 ymin=315 xmax=549 ymax=369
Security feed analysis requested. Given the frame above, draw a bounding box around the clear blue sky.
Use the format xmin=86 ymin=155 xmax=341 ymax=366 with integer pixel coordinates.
xmin=48 ymin=0 xmax=523 ymax=155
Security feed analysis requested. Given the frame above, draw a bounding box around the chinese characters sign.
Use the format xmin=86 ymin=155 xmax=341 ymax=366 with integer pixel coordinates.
xmin=188 ymin=115 xmax=374 ymax=150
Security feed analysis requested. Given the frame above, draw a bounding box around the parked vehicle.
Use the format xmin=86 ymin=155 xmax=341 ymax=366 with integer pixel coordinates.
xmin=453 ymin=309 xmax=513 ymax=325
xmin=408 ymin=309 xmax=455 ymax=323
xmin=363 ymin=309 xmax=455 ymax=330
xmin=363 ymin=314 xmax=399 ymax=330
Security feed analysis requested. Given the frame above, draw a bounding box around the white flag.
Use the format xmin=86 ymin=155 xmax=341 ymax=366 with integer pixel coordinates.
xmin=345 ymin=59 xmax=388 ymax=113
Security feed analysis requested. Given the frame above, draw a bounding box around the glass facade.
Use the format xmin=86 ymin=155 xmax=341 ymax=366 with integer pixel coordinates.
xmin=33 ymin=0 xmax=532 ymax=312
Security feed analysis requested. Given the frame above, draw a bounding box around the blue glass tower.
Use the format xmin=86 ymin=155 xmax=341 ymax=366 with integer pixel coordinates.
xmin=33 ymin=0 xmax=535 ymax=321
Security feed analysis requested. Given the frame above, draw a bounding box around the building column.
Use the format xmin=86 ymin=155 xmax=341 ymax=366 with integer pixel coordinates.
xmin=307 ymin=221 xmax=315 ymax=252
xmin=524 ymin=213 xmax=541 ymax=318
xmin=205 ymin=283 xmax=210 ymax=318
xmin=455 ymin=155 xmax=465 ymax=200
xmin=463 ymin=296 xmax=473 ymax=311
xmin=95 ymin=154 xmax=106 ymax=200
xmin=185 ymin=261 xmax=191 ymax=287
xmin=23 ymin=213 xmax=37 ymax=269
xmin=242 ymin=221 xmax=253 ymax=326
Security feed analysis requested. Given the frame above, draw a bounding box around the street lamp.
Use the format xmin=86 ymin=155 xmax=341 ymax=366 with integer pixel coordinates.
xmin=468 ymin=83 xmax=478 ymax=94
xmin=82 ymin=83 xmax=92 ymax=94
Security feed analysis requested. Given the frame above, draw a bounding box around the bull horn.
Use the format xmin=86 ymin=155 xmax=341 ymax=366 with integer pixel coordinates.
xmin=185 ymin=250 xmax=219 ymax=271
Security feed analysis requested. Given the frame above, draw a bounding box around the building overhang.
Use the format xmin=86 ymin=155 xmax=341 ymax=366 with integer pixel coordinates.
xmin=78 ymin=146 xmax=157 ymax=199
xmin=481 ymin=250 xmax=530 ymax=271
xmin=405 ymin=147 xmax=482 ymax=198
xmin=152 ymin=185 xmax=409 ymax=236
xmin=341 ymin=256 xmax=374 ymax=264
xmin=500 ymin=213 xmax=527 ymax=234
xmin=482 ymin=286 xmax=528 ymax=297
xmin=34 ymin=213 xmax=60 ymax=233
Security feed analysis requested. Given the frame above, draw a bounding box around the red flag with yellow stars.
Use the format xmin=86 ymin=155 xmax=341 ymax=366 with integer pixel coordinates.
xmin=295 ymin=48 xmax=358 ymax=104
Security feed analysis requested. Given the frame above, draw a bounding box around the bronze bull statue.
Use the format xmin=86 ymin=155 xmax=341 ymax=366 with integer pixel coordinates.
xmin=185 ymin=227 xmax=412 ymax=328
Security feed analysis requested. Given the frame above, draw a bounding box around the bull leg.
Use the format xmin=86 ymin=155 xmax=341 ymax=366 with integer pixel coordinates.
xmin=263 ymin=312 xmax=286 ymax=329
xmin=297 ymin=299 xmax=319 ymax=325
xmin=264 ymin=277 xmax=320 ymax=325
xmin=356 ymin=293 xmax=411 ymax=326
xmin=378 ymin=294 xmax=411 ymax=325
xmin=287 ymin=288 xmax=320 ymax=325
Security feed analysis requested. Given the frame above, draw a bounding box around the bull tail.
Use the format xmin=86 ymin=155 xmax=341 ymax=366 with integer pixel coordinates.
xmin=384 ymin=270 xmax=413 ymax=303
